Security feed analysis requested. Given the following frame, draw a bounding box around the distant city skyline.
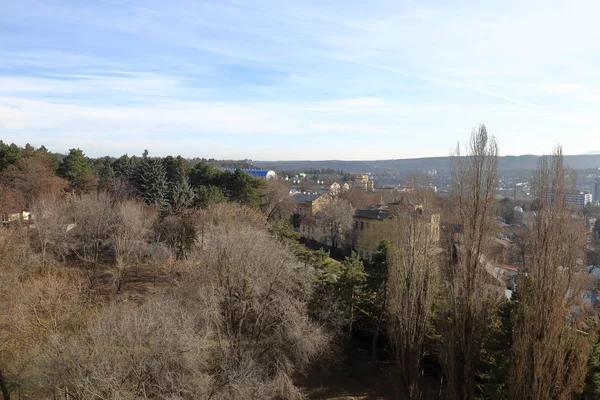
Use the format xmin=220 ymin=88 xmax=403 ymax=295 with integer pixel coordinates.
xmin=2 ymin=0 xmax=599 ymax=160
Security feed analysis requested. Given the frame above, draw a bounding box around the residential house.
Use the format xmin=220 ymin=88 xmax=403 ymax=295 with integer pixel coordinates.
xmin=353 ymin=173 xmax=375 ymax=192
xmin=352 ymin=202 xmax=440 ymax=261
xmin=1 ymin=210 xmax=31 ymax=224
xmin=291 ymin=193 xmax=332 ymax=242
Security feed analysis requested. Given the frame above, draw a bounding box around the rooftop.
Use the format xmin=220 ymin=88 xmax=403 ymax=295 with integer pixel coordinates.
xmin=355 ymin=207 xmax=393 ymax=220
xmin=223 ymin=168 xmax=276 ymax=178
xmin=291 ymin=193 xmax=321 ymax=204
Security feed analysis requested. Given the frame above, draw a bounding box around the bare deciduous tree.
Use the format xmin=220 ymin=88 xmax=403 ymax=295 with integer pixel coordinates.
xmin=177 ymin=215 xmax=328 ymax=399
xmin=387 ymin=205 xmax=440 ymax=399
xmin=316 ymin=198 xmax=354 ymax=256
xmin=110 ymin=200 xmax=156 ymax=292
xmin=259 ymin=179 xmax=293 ymax=222
xmin=439 ymin=124 xmax=500 ymax=400
xmin=339 ymin=187 xmax=380 ymax=209
xmin=155 ymin=213 xmax=197 ymax=260
xmin=3 ymin=156 xmax=68 ymax=203
xmin=509 ymin=146 xmax=594 ymax=400
xmin=69 ymin=192 xmax=115 ymax=285
xmin=30 ymin=193 xmax=69 ymax=271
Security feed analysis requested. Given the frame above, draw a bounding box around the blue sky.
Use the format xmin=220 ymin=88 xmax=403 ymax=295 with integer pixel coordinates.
xmin=1 ymin=0 xmax=599 ymax=160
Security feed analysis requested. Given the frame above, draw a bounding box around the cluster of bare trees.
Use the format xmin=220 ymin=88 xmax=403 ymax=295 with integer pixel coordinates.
xmin=383 ymin=126 xmax=597 ymax=399
xmin=0 ymin=197 xmax=328 ymax=399
xmin=29 ymin=192 xmax=157 ymax=290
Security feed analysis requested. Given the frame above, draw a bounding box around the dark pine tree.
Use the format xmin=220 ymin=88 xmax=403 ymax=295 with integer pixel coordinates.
xmin=135 ymin=152 xmax=169 ymax=211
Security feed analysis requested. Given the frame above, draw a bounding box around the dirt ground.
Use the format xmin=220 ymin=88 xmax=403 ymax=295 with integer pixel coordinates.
xmin=298 ymin=345 xmax=443 ymax=400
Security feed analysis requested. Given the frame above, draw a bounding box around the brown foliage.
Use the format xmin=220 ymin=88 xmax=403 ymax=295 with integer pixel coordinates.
xmin=339 ymin=188 xmax=380 ymax=209
xmin=0 ymin=184 xmax=26 ymax=215
xmin=3 ymin=156 xmax=68 ymax=203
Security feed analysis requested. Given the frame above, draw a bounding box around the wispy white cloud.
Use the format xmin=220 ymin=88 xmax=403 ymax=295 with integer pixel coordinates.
xmin=2 ymin=0 xmax=600 ymax=158
xmin=345 ymin=60 xmax=541 ymax=108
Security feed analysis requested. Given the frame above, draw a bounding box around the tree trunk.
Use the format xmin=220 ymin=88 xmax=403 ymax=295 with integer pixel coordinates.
xmin=347 ymin=291 xmax=354 ymax=365
xmin=371 ymin=280 xmax=387 ymax=362
xmin=371 ymin=315 xmax=381 ymax=362
xmin=0 ymin=368 xmax=10 ymax=400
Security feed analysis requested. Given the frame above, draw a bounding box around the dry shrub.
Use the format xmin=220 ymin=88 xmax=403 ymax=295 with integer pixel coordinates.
xmin=176 ymin=222 xmax=328 ymax=399
xmin=154 ymin=213 xmax=197 ymax=260
xmin=68 ymin=192 xmax=115 ymax=283
xmin=110 ymin=199 xmax=156 ymax=292
xmin=199 ymin=202 xmax=267 ymax=231
xmin=30 ymin=193 xmax=71 ymax=270
xmin=2 ymin=266 xmax=87 ymax=399
xmin=0 ymin=226 xmax=32 ymax=399
xmin=49 ymin=298 xmax=212 ymax=400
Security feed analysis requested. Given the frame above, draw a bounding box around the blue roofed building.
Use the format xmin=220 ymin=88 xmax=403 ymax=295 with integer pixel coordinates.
xmin=224 ymin=168 xmax=277 ymax=180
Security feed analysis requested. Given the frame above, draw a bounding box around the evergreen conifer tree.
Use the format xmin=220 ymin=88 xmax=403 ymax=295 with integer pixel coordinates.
xmin=135 ymin=152 xmax=169 ymax=210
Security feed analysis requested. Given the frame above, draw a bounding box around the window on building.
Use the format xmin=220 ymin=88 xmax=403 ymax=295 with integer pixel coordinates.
xmin=360 ymin=221 xmax=364 ymax=230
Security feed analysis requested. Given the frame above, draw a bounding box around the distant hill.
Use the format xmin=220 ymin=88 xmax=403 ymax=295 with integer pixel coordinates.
xmin=255 ymin=155 xmax=600 ymax=173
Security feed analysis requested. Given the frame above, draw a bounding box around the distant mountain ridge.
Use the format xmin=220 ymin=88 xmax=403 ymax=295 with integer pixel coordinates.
xmin=255 ymin=154 xmax=600 ymax=173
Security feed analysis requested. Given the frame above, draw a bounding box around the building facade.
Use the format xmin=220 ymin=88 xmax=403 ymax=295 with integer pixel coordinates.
xmin=352 ymin=202 xmax=440 ymax=261
xmin=543 ymin=191 xmax=592 ymax=208
xmin=565 ymin=192 xmax=593 ymax=207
